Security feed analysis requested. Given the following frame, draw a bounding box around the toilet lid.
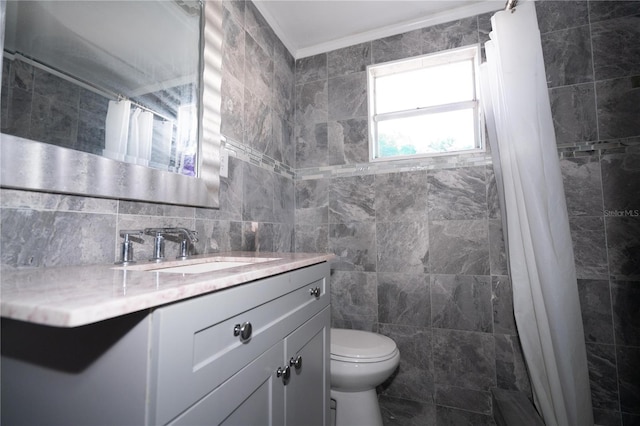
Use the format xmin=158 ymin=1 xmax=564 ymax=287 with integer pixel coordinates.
xmin=331 ymin=328 xmax=397 ymax=359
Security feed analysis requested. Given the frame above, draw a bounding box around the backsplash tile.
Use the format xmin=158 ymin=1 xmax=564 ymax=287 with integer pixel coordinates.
xmin=294 ymin=223 xmax=328 ymax=253
xmin=194 ymin=219 xmax=243 ymax=253
xmin=0 ymin=189 xmax=117 ymax=213
xmin=1 ymin=209 xmax=116 ymax=268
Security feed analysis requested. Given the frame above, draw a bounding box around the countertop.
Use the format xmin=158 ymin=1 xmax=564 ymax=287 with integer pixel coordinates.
xmin=0 ymin=252 xmax=334 ymax=328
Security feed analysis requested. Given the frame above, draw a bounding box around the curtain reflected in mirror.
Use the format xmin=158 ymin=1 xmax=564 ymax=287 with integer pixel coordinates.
xmin=1 ymin=0 xmax=201 ymax=176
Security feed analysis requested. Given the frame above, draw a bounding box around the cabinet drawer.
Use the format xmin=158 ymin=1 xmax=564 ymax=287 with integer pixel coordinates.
xmin=148 ymin=262 xmax=329 ymax=425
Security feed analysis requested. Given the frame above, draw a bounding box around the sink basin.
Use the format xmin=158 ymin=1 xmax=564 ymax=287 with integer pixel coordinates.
xmin=114 ymin=256 xmax=281 ymax=274
xmin=150 ymin=261 xmax=255 ymax=274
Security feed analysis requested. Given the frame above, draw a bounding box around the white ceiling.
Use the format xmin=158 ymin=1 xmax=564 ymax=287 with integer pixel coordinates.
xmin=252 ymin=0 xmax=505 ymax=58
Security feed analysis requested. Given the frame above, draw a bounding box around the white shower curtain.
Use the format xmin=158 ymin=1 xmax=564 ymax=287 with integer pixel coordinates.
xmin=104 ymin=99 xmax=131 ymax=161
xmin=480 ymin=2 xmax=593 ymax=425
xmin=136 ymin=110 xmax=154 ymax=166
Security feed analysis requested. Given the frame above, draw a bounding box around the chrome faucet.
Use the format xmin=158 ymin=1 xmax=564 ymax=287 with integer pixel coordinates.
xmin=144 ymin=227 xmax=198 ymax=261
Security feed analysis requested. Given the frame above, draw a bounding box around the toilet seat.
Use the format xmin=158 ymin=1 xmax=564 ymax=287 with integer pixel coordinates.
xmin=331 ymin=329 xmax=398 ymax=363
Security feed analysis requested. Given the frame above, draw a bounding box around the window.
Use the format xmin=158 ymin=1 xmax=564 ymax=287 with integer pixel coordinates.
xmin=367 ymin=45 xmax=483 ymax=161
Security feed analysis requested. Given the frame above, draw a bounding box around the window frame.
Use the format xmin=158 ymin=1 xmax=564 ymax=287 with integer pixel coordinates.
xmin=367 ymin=44 xmax=485 ymax=162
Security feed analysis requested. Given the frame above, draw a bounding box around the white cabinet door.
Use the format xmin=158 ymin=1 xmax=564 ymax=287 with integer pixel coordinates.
xmin=284 ymin=307 xmax=331 ymax=426
xmin=169 ymin=342 xmax=285 ymax=426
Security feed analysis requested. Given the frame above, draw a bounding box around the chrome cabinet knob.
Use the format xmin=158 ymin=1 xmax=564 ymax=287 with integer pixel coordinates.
xmin=289 ymin=355 xmax=302 ymax=369
xmin=276 ymin=365 xmax=291 ymax=383
xmin=233 ymin=322 xmax=252 ymax=341
xmin=309 ymin=287 xmax=321 ymax=297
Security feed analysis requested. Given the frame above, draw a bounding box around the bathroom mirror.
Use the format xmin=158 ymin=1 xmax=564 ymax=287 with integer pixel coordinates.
xmin=0 ymin=0 xmax=221 ymax=208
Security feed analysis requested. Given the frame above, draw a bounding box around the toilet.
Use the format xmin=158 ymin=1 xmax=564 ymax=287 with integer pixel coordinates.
xmin=330 ymin=328 xmax=400 ymax=426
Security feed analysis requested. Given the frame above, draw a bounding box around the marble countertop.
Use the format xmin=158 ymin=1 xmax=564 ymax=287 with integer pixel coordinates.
xmin=1 ymin=252 xmax=334 ymax=328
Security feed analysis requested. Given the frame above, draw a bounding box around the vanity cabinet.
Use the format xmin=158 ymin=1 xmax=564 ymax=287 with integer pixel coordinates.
xmin=169 ymin=308 xmax=330 ymax=426
xmin=1 ymin=262 xmax=330 ymax=426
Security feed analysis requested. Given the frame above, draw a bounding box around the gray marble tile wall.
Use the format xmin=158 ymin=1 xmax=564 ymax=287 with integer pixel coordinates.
xmin=295 ymin=166 xmax=527 ymax=425
xmin=1 ymin=0 xmax=296 ymax=268
xmin=294 ymin=1 xmax=640 ymax=425
xmin=293 ymin=11 xmax=529 ymax=425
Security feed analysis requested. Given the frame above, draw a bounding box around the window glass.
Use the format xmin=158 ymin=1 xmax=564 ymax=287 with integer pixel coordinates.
xmin=368 ymin=45 xmax=483 ymax=161
xmin=377 ymin=109 xmax=476 ymax=157
xmin=375 ymin=60 xmax=474 ymax=114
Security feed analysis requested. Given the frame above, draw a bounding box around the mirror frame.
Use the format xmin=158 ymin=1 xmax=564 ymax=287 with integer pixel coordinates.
xmin=0 ymin=1 xmax=221 ymax=208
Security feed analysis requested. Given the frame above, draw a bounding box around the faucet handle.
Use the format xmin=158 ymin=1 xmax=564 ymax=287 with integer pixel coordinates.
xmin=120 ymin=229 xmax=144 ymax=243
xmin=116 ymin=230 xmax=144 ymax=264
xmin=162 ymin=227 xmax=198 ymax=242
